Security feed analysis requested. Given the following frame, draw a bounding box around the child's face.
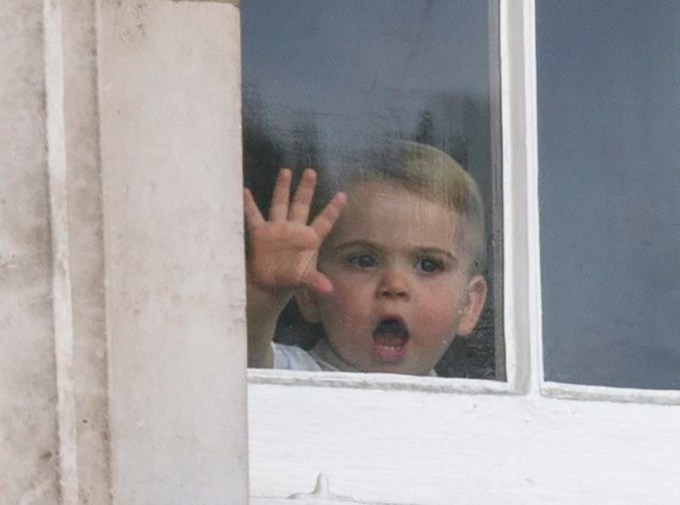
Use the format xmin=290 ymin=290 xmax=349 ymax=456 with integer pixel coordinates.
xmin=296 ymin=181 xmax=487 ymax=375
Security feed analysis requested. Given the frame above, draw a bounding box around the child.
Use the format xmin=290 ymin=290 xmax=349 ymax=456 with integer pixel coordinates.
xmin=244 ymin=142 xmax=487 ymax=376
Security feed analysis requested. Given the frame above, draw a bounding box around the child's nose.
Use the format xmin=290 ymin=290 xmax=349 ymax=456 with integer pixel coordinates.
xmin=376 ymin=267 xmax=410 ymax=300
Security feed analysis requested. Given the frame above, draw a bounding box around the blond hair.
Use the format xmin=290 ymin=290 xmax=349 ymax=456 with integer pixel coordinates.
xmin=321 ymin=141 xmax=486 ymax=274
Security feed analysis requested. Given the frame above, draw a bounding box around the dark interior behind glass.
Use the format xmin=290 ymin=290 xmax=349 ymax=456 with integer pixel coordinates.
xmin=242 ymin=0 xmax=503 ymax=379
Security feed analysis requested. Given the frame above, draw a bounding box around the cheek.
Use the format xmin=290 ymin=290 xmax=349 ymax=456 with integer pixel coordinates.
xmin=418 ymin=282 xmax=467 ymax=326
xmin=329 ymin=273 xmax=372 ymax=301
xmin=320 ymin=284 xmax=361 ymax=320
xmin=320 ymin=278 xmax=374 ymax=328
xmin=427 ymin=303 xmax=455 ymax=322
xmin=417 ymin=291 xmax=461 ymax=351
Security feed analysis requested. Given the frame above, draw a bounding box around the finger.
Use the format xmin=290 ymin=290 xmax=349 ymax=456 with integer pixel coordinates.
xmin=243 ymin=188 xmax=265 ymax=231
xmin=302 ymin=270 xmax=334 ymax=296
xmin=310 ymin=192 xmax=347 ymax=239
xmin=269 ymin=168 xmax=292 ymax=222
xmin=288 ymin=168 xmax=317 ymax=223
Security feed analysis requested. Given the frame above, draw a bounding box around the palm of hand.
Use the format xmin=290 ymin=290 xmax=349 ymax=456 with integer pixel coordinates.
xmin=248 ymin=221 xmax=324 ymax=291
xmin=244 ymin=168 xmax=347 ymax=296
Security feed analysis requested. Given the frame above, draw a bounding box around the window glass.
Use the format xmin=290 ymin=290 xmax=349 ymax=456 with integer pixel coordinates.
xmin=242 ymin=0 xmax=502 ymax=379
xmin=538 ymin=0 xmax=680 ymax=388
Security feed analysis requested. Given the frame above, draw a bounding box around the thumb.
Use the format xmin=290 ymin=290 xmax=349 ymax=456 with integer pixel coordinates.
xmin=302 ymin=271 xmax=334 ymax=296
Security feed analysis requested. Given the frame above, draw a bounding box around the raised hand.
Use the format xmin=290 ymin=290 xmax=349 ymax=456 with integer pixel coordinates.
xmin=244 ymin=168 xmax=347 ymax=297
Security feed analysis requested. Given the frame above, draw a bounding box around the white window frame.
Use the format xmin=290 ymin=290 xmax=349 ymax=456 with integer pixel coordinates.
xmin=246 ymin=1 xmax=680 ymax=503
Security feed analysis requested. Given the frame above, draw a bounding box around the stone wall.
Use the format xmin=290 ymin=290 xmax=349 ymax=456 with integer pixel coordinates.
xmin=1 ymin=1 xmax=61 ymax=503
xmin=1 ymin=2 xmax=248 ymax=504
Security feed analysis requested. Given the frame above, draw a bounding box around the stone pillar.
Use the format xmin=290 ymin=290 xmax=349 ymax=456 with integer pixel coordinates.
xmin=1 ymin=1 xmax=248 ymax=503
xmin=1 ymin=1 xmax=61 ymax=503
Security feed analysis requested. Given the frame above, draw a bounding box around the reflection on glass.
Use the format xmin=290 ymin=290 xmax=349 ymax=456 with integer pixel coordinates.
xmin=538 ymin=0 xmax=680 ymax=389
xmin=242 ymin=0 xmax=502 ymax=378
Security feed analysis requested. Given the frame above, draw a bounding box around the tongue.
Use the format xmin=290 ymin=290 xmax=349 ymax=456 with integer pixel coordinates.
xmin=371 ymin=322 xmax=409 ymax=362
xmin=373 ymin=332 xmax=408 ymax=347
xmin=372 ymin=321 xmax=409 ymax=347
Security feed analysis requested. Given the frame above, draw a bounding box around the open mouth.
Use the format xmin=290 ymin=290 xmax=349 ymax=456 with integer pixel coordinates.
xmin=371 ymin=318 xmax=410 ymax=362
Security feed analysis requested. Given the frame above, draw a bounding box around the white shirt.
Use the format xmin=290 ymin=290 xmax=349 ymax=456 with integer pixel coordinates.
xmin=272 ymin=340 xmax=437 ymax=376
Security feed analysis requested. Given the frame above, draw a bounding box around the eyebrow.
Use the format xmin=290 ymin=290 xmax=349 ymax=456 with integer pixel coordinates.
xmin=332 ymin=240 xmax=458 ymax=261
xmin=414 ymin=247 xmax=458 ymax=262
xmin=331 ymin=240 xmax=379 ymax=253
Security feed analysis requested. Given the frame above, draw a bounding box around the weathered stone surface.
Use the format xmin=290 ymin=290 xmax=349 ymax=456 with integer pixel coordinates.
xmin=0 ymin=2 xmax=61 ymax=504
xmin=60 ymin=1 xmax=111 ymax=503
xmin=2 ymin=1 xmax=247 ymax=503
xmin=99 ymin=1 xmax=248 ymax=503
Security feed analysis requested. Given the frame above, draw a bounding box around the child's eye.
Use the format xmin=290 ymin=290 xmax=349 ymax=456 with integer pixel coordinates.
xmin=347 ymin=253 xmax=378 ymax=269
xmin=415 ymin=257 xmax=444 ymax=273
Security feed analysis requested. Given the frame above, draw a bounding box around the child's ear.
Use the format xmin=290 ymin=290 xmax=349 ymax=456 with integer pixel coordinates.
xmin=456 ymin=274 xmax=488 ymax=336
xmin=294 ymin=289 xmax=321 ymax=324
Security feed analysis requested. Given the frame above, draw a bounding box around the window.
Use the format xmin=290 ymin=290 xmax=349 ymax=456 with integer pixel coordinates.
xmin=246 ymin=1 xmax=680 ymax=503
xmin=538 ymin=0 xmax=680 ymax=390
xmin=242 ymin=0 xmax=504 ymax=379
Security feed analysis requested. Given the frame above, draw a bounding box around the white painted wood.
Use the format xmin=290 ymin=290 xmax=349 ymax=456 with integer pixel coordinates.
xmin=99 ymin=1 xmax=248 ymax=503
xmin=499 ymin=0 xmax=540 ymax=394
xmin=248 ymin=1 xmax=680 ymax=504
xmin=252 ymin=473 xmax=392 ymax=505
xmin=542 ymin=382 xmax=680 ymax=406
xmin=249 ymin=383 xmax=680 ymax=505
xmin=249 ymin=369 xmax=513 ymax=396
xmin=519 ymin=0 xmax=544 ymax=394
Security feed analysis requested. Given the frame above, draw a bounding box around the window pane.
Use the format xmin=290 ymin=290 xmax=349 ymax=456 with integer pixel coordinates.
xmin=242 ymin=0 xmax=503 ymax=379
xmin=538 ymin=0 xmax=680 ymax=388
